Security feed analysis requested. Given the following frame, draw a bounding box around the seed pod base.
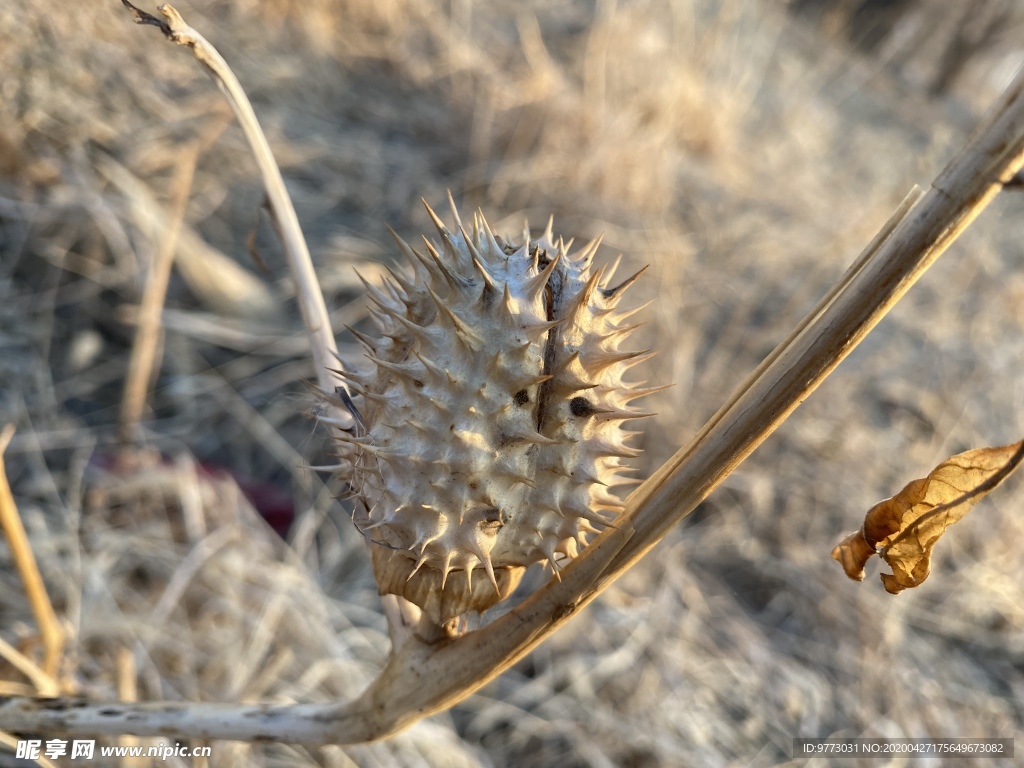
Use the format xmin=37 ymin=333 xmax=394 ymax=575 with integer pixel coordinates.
xmin=335 ymin=199 xmax=653 ymax=623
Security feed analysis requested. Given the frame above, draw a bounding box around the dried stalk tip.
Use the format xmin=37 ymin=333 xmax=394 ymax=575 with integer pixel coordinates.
xmin=333 ymin=202 xmax=653 ymax=621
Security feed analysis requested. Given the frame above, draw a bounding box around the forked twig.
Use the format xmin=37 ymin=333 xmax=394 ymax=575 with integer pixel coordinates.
xmin=3 ymin=1 xmax=1024 ymax=746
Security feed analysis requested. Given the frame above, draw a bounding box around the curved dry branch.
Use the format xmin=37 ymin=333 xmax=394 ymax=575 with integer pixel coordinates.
xmin=4 ymin=0 xmax=1024 ymax=747
xmin=0 ymin=518 xmax=634 ymax=742
xmin=604 ymin=63 xmax=1024 ymax=580
xmin=118 ymin=1 xmax=345 ymax=405
xmin=118 ymin=2 xmax=425 ymax=644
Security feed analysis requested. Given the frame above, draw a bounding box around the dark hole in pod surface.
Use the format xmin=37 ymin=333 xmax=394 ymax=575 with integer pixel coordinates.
xmin=569 ymin=396 xmax=597 ymax=417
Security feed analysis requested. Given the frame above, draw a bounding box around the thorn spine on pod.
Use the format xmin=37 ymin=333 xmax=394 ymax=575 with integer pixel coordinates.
xmin=591 ymin=440 xmax=642 ymax=459
xmin=573 ymin=234 xmax=604 ymax=269
xmin=383 ymin=265 xmax=420 ymax=303
xmin=524 ymin=251 xmax=561 ymax=302
xmin=499 ymin=284 xmax=517 ymax=324
xmin=423 ymin=198 xmax=450 ymax=235
xmin=580 ymin=349 xmax=649 ymax=374
xmin=505 ymin=428 xmax=558 ymax=446
xmin=354 ymin=270 xmax=400 ymax=310
xmin=619 ymin=350 xmax=658 ymax=371
xmin=621 ymin=383 xmax=673 ymax=402
xmin=483 ymin=557 xmax=499 ymax=595
xmin=506 ymin=375 xmax=551 ymax=398
xmin=386 ymin=225 xmax=431 ymax=285
xmin=485 ymin=351 xmax=503 ymax=377
xmin=601 ymin=264 xmax=650 ymax=300
xmin=367 ymin=354 xmax=421 ymax=379
xmin=563 ymin=270 xmax=604 ymax=319
xmin=343 ymin=324 xmax=378 ymax=353
xmin=461 ymin=228 xmax=482 ymax=261
xmin=603 ymin=253 xmax=623 ymax=284
xmin=606 ymin=322 xmax=646 ymax=342
xmin=407 ymin=551 xmax=429 ymax=582
xmin=440 ymin=550 xmax=454 ymax=590
xmin=425 ymin=395 xmax=451 ymax=413
xmin=412 ymin=350 xmax=445 ymax=378
xmin=380 ymin=306 xmax=433 ymax=344
xmin=523 ymin=317 xmax=567 ymax=339
xmin=380 ymin=276 xmax=405 ymax=303
xmin=471 ymin=256 xmax=500 ymax=298
xmin=568 ymin=467 xmax=607 ymax=485
xmin=605 ymin=298 xmax=655 ymax=323
xmin=592 ymin=408 xmax=656 ymax=422
xmin=427 ymin=287 xmax=484 ymax=346
xmin=329 ymin=365 xmax=366 ymax=385
xmin=478 ymin=213 xmax=503 ymax=259
xmin=421 ymin=238 xmax=467 ymax=290
xmin=537 ymin=534 xmax=563 ymax=580
xmin=562 ymin=538 xmax=579 ymax=559
xmin=446 ymin=190 xmax=465 ymax=232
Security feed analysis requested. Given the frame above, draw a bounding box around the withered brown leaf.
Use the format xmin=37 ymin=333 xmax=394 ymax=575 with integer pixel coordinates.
xmin=832 ymin=440 xmax=1024 ymax=594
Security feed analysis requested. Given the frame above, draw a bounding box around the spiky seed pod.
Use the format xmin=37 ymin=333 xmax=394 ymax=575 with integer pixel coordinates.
xmin=335 ymin=198 xmax=654 ymax=624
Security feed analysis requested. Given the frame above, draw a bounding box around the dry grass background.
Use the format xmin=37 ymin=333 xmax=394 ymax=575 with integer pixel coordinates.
xmin=2 ymin=0 xmax=1024 ymax=765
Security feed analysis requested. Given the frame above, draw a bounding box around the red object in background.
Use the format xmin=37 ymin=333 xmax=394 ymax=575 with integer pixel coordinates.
xmin=211 ymin=465 xmax=295 ymax=538
xmin=88 ymin=452 xmax=296 ymax=539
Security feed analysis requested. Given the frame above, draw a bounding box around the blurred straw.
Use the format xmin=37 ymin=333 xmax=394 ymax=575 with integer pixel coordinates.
xmin=0 ymin=635 xmax=58 ymax=698
xmin=0 ymin=731 xmax=58 ymax=768
xmin=119 ymin=143 xmax=201 ymax=444
xmin=99 ymin=152 xmax=279 ymax=319
xmin=116 ymin=646 xmax=142 ymax=763
xmin=120 ymin=1 xmax=347 ymax=408
xmin=0 ymin=424 xmax=63 ymax=689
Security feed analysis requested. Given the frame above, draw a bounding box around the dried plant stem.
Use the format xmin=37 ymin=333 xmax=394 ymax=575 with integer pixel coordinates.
xmin=115 ymin=647 xmax=140 ymax=761
xmin=0 ymin=731 xmax=58 ymax=768
xmin=119 ymin=143 xmax=199 ymax=443
xmin=119 ymin=1 xmax=345 ymax=406
xmin=5 ymin=2 xmax=1024 ymax=747
xmin=603 ymin=65 xmax=1024 ymax=581
xmin=0 ymin=516 xmax=634 ymax=742
xmin=118 ymin=1 xmax=422 ymax=647
xmin=0 ymin=425 xmax=64 ymax=691
xmin=0 ymin=636 xmax=58 ymax=699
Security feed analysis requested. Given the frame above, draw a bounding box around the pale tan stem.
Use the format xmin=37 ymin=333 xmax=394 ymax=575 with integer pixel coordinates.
xmin=0 ymin=698 xmax=374 ymax=743
xmin=602 ymin=64 xmax=1024 ymax=582
xmin=115 ymin=646 xmax=141 ymax=760
xmin=0 ymin=425 xmax=64 ymax=687
xmin=120 ymin=2 xmax=345 ymax=406
xmin=0 ymin=731 xmax=58 ymax=768
xmin=119 ymin=143 xmax=199 ymax=443
xmin=0 ymin=636 xmax=59 ymax=698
